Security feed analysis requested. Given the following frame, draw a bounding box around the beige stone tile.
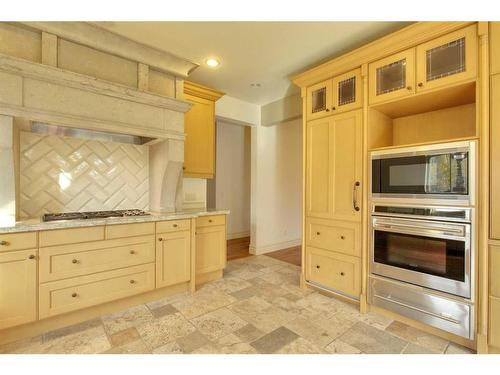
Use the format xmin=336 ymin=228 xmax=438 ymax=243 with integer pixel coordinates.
xmin=357 ymin=312 xmax=394 ymax=330
xmin=175 ymin=330 xmax=210 ymax=353
xmin=190 ymin=307 xmax=248 ymax=341
xmin=150 ymin=304 xmax=178 ymax=319
xmin=109 ymin=327 xmax=141 ymax=347
xmin=172 ymin=289 xmax=237 ymax=320
xmin=152 ymin=341 xmax=184 ymax=354
xmin=233 ymin=324 xmax=266 ymax=343
xmin=402 ymin=343 xmax=437 ymax=354
xmin=215 ymin=333 xmax=258 ymax=354
xmin=250 ymin=326 xmax=299 ymax=354
xmin=102 ymin=304 xmax=154 ymax=335
xmin=324 ymin=339 xmax=362 ymax=354
xmin=230 ymin=286 xmax=259 ymax=300
xmin=104 ymin=339 xmax=150 ymax=354
xmin=339 ymin=322 xmax=408 ymax=354
xmin=241 ymin=305 xmax=297 ymax=333
xmin=284 ymin=316 xmax=344 ymax=348
xmin=0 ymin=336 xmax=43 ymax=354
xmin=445 ymin=342 xmax=475 ymax=354
xmin=190 ymin=342 xmax=222 ymax=354
xmin=43 ymin=318 xmax=102 ymax=341
xmin=385 ymin=321 xmax=449 ymax=353
xmin=227 ymin=296 xmax=272 ymax=317
xmin=38 ymin=326 xmax=111 ymax=354
xmin=145 ymin=292 xmax=189 ymax=310
xmin=197 ymin=276 xmax=253 ymax=294
xmin=295 ymin=293 xmax=340 ymax=319
xmin=276 ymin=337 xmax=324 ymax=354
xmin=137 ymin=312 xmax=196 ymax=350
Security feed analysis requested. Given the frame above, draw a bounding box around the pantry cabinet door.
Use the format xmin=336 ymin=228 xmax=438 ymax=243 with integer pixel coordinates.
xmin=331 ymin=68 xmax=362 ymax=114
xmin=0 ymin=250 xmax=37 ymax=329
xmin=306 ymin=117 xmax=332 ymax=218
xmin=369 ymin=48 xmax=415 ymax=105
xmin=330 ymin=110 xmax=363 ymax=222
xmin=306 ymin=79 xmax=333 ymax=120
xmin=416 ymin=25 xmax=477 ymax=92
xmin=491 ymin=74 xmax=500 ymax=240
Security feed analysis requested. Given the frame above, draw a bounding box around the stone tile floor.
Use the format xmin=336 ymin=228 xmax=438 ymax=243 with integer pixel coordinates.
xmin=0 ymin=255 xmax=475 ymax=354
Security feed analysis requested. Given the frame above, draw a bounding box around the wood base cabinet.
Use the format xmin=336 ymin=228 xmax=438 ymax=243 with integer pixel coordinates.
xmin=195 ymin=215 xmax=226 ymax=276
xmin=0 ymin=250 xmax=38 ymax=329
xmin=156 ymin=228 xmax=191 ymax=288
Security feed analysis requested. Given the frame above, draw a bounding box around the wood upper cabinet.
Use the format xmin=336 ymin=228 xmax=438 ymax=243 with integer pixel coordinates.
xmin=369 ymin=25 xmax=477 ymax=105
xmin=491 ymin=22 xmax=500 ymax=75
xmin=0 ymin=249 xmax=38 ymax=329
xmin=306 ymin=110 xmax=362 ymax=222
xmin=156 ymin=230 xmax=191 ymax=288
xmin=416 ymin=24 xmax=477 ymax=92
xmin=183 ymin=81 xmax=224 ymax=179
xmin=306 ymin=69 xmax=362 ymax=120
xmin=369 ymin=48 xmax=415 ymax=105
xmin=491 ymin=74 xmax=500 ymax=240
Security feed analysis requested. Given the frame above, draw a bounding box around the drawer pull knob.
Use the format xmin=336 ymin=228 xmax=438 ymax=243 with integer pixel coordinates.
xmin=340 ymin=235 xmax=345 ymax=240
xmin=316 ymin=265 xmax=320 ymax=269
xmin=316 ymin=232 xmax=320 ymax=235
xmin=72 ymin=259 xmax=78 ymax=264
xmin=28 ymin=254 xmax=36 ymax=260
xmin=332 ymin=106 xmax=336 ymax=111
xmin=325 ymin=108 xmax=330 ymax=112
xmin=0 ymin=240 xmax=9 ymax=246
xmin=418 ymin=82 xmax=423 ymax=87
xmin=130 ymin=280 xmax=136 ymax=284
xmin=158 ymin=238 xmax=163 ymax=242
xmin=130 ymin=250 xmax=136 ymax=255
xmin=340 ymin=272 xmax=345 ymax=276
xmin=173 ymin=224 xmax=178 ymax=228
xmin=208 ymin=219 xmax=213 ymax=223
xmin=406 ymin=86 xmax=412 ymax=91
xmin=72 ymin=293 xmax=78 ymax=298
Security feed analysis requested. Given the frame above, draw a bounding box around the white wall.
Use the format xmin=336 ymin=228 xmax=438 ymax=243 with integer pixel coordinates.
xmin=214 ymin=121 xmax=251 ymax=239
xmin=250 ymin=118 xmax=303 ymax=254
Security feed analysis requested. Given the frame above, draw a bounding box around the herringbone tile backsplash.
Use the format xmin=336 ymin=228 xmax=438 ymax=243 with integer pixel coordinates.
xmin=20 ymin=132 xmax=149 ymax=219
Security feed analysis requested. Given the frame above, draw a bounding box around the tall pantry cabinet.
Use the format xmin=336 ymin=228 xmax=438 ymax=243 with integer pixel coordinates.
xmin=303 ymin=68 xmax=363 ymax=299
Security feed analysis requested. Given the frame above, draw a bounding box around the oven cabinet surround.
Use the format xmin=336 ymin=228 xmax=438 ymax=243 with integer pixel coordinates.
xmin=0 ymin=213 xmax=227 ymax=339
xmin=306 ymin=68 xmax=362 ymax=120
xmin=293 ymin=21 xmax=488 ymax=351
xmin=183 ymin=81 xmax=224 ymax=179
xmin=369 ymin=24 xmax=477 ymax=106
xmin=304 ymin=108 xmax=363 ymax=299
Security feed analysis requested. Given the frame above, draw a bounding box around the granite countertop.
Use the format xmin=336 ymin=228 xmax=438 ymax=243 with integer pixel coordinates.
xmin=0 ymin=208 xmax=230 ymax=234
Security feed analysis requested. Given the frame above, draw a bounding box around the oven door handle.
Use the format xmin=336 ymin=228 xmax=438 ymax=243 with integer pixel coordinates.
xmin=373 ymin=222 xmax=465 ymax=237
xmin=373 ymin=293 xmax=461 ymax=325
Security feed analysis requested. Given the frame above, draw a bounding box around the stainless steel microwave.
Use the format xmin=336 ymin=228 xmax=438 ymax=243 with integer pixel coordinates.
xmin=370 ymin=140 xmax=476 ymax=204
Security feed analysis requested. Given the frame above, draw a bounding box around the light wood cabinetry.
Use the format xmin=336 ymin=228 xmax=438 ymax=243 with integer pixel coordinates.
xmin=40 ymin=226 xmax=105 ymax=247
xmin=491 ymin=74 xmax=500 ymax=240
xmin=490 ymin=22 xmax=500 ymax=75
xmin=0 ymin=232 xmax=37 ymax=252
xmin=183 ymin=81 xmax=224 ymax=179
xmin=369 ymin=25 xmax=477 ymax=106
xmin=0 ymin=249 xmax=38 ymax=329
xmin=195 ymin=215 xmax=226 ymax=276
xmin=305 ymin=218 xmax=360 ymax=257
xmin=306 ymin=110 xmax=362 ymax=221
xmin=306 ymin=69 xmax=362 ymax=120
xmin=156 ymin=227 xmax=191 ymax=288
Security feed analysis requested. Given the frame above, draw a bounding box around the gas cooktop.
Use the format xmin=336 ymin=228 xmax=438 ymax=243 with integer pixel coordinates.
xmin=42 ymin=209 xmax=150 ymax=222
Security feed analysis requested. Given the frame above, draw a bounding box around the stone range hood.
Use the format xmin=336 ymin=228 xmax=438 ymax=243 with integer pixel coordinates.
xmin=0 ymin=52 xmax=193 ymax=219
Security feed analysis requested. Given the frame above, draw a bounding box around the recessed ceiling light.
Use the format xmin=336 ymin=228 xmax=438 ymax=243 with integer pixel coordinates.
xmin=205 ymin=58 xmax=220 ymax=68
xmin=250 ymin=83 xmax=261 ymax=88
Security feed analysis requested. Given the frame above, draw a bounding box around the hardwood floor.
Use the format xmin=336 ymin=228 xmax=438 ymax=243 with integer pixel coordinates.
xmin=264 ymin=246 xmax=302 ymax=266
xmin=227 ymin=236 xmax=252 ymax=261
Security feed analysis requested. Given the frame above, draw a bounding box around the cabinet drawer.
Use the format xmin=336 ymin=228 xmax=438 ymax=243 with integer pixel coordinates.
xmin=40 ymin=226 xmax=105 ymax=247
xmin=490 ymin=245 xmax=500 ymax=297
xmin=306 ymin=218 xmax=360 ymax=256
xmin=156 ymin=219 xmax=191 ymax=233
xmin=196 ymin=215 xmax=226 ymax=228
xmin=490 ymin=296 xmax=500 ymax=349
xmin=39 ymin=235 xmax=155 ymax=282
xmin=39 ymin=263 xmax=155 ymax=318
xmin=0 ymin=232 xmax=37 ymax=252
xmin=305 ymin=247 xmax=360 ymax=297
xmin=106 ymin=222 xmax=155 ymax=239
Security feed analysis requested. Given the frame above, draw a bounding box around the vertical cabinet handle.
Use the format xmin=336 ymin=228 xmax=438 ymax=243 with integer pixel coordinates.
xmin=352 ymin=181 xmax=360 ymax=212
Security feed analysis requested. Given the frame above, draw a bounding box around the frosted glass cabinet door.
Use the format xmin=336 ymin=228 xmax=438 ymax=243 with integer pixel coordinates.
xmin=306 ymin=79 xmax=332 ymax=120
xmin=331 ymin=68 xmax=362 ymax=114
xmin=369 ymin=49 xmax=415 ymax=105
xmin=416 ymin=25 xmax=477 ymax=92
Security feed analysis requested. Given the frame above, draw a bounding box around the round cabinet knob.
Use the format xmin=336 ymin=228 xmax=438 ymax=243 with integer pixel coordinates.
xmin=0 ymin=240 xmax=9 ymax=246
xmin=129 ymin=280 xmax=135 ymax=284
xmin=158 ymin=238 xmax=163 ymax=242
xmin=130 ymin=250 xmax=136 ymax=255
xmin=316 ymin=232 xmax=320 ymax=235
xmin=406 ymin=86 xmax=412 ymax=91
xmin=72 ymin=259 xmax=78 ymax=264
xmin=173 ymin=224 xmax=178 ymax=228
xmin=340 ymin=235 xmax=345 ymax=240
xmin=340 ymin=272 xmax=345 ymax=276
xmin=183 ymin=166 xmax=186 ymax=170
xmin=28 ymin=254 xmax=36 ymax=260
xmin=325 ymin=108 xmax=330 ymax=112
xmin=418 ymin=82 xmax=423 ymax=87
xmin=72 ymin=293 xmax=78 ymax=298
xmin=332 ymin=106 xmax=336 ymax=111
xmin=208 ymin=219 xmax=213 ymax=223
xmin=316 ymin=265 xmax=320 ymax=269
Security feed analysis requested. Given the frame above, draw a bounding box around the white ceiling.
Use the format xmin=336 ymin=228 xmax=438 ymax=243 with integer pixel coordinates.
xmin=96 ymin=22 xmax=411 ymax=105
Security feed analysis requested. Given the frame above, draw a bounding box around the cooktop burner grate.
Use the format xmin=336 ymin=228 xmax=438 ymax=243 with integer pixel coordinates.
xmin=42 ymin=209 xmax=150 ymax=222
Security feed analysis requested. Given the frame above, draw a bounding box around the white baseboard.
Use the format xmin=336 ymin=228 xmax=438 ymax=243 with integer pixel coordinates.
xmin=249 ymin=238 xmax=302 ymax=255
xmin=226 ymin=231 xmax=250 ymax=240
